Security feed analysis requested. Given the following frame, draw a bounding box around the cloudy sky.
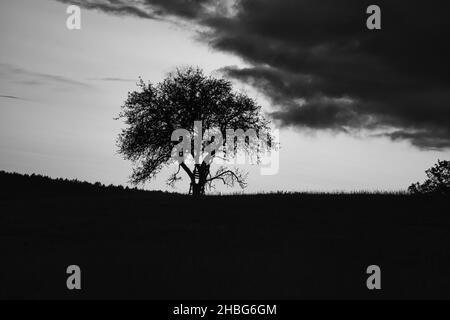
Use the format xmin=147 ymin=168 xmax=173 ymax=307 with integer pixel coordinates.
xmin=1 ymin=0 xmax=449 ymax=193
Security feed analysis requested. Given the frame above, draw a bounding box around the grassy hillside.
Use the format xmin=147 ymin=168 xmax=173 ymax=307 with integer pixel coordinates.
xmin=0 ymin=171 xmax=449 ymax=299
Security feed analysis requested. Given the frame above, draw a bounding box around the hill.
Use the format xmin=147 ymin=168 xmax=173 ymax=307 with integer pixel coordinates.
xmin=0 ymin=171 xmax=449 ymax=299
xmin=0 ymin=171 xmax=168 ymax=198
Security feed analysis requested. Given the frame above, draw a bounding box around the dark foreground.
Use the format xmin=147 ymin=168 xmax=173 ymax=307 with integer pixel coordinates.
xmin=0 ymin=171 xmax=449 ymax=300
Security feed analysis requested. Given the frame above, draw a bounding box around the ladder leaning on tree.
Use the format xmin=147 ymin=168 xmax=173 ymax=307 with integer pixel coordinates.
xmin=188 ymin=165 xmax=210 ymax=195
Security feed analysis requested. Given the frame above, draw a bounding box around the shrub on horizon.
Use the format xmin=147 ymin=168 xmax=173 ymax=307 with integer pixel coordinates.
xmin=409 ymin=160 xmax=450 ymax=196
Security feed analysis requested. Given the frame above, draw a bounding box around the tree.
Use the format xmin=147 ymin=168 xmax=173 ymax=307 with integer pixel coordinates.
xmin=117 ymin=67 xmax=272 ymax=196
xmin=408 ymin=160 xmax=450 ymax=195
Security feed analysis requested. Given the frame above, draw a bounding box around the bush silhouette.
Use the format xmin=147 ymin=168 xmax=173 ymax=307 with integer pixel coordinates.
xmin=409 ymin=160 xmax=450 ymax=195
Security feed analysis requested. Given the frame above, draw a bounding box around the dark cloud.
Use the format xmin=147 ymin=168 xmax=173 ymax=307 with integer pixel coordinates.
xmin=270 ymin=97 xmax=372 ymax=131
xmin=55 ymin=0 xmax=156 ymax=19
xmin=55 ymin=0 xmax=215 ymax=20
xmin=378 ymin=129 xmax=450 ymax=150
xmin=210 ymin=0 xmax=450 ymax=149
xmin=53 ymin=0 xmax=450 ymax=149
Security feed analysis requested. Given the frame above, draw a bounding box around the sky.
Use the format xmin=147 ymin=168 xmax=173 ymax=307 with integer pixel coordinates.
xmin=1 ymin=0 xmax=449 ymax=193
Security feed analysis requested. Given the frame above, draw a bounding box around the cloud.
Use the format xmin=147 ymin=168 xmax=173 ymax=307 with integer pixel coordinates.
xmin=55 ymin=0 xmax=156 ymax=19
xmin=209 ymin=0 xmax=450 ymax=149
xmin=51 ymin=0 xmax=450 ymax=149
xmin=378 ymin=129 xmax=450 ymax=150
xmin=0 ymin=94 xmax=25 ymax=101
xmin=0 ymin=63 xmax=91 ymax=89
xmin=87 ymin=77 xmax=137 ymax=83
xmin=54 ymin=0 xmax=219 ymax=20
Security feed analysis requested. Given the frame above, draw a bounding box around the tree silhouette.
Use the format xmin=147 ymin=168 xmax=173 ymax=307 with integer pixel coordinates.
xmin=409 ymin=160 xmax=450 ymax=195
xmin=117 ymin=67 xmax=272 ymax=196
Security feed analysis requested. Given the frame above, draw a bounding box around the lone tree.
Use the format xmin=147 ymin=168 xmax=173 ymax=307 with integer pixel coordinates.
xmin=117 ymin=67 xmax=272 ymax=196
xmin=408 ymin=160 xmax=450 ymax=195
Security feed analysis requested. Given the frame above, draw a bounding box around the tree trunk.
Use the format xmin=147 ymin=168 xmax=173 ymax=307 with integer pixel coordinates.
xmin=190 ymin=163 xmax=209 ymax=196
xmin=191 ymin=182 xmax=205 ymax=196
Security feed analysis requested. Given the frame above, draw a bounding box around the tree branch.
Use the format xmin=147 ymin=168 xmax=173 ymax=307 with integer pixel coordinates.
xmin=207 ymin=166 xmax=248 ymax=189
xmin=180 ymin=162 xmax=195 ymax=182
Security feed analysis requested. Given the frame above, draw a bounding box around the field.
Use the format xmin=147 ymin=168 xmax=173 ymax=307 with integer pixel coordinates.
xmin=0 ymin=171 xmax=449 ymax=299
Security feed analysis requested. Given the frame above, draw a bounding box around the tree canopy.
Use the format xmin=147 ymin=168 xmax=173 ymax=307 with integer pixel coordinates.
xmin=117 ymin=67 xmax=272 ymax=195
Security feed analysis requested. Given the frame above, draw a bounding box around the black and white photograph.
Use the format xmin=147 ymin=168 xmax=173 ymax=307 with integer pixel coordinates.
xmin=1 ymin=0 xmax=449 ymax=304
